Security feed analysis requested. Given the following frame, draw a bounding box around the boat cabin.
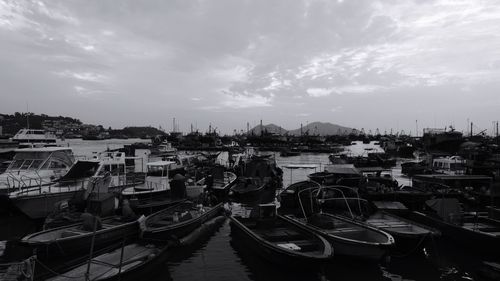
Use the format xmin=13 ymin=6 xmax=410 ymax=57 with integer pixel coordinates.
xmin=432 ymin=156 xmax=466 ymax=175
xmin=7 ymin=147 xmax=74 ymax=173
xmin=0 ymin=147 xmax=75 ymax=191
xmin=144 ymin=161 xmax=177 ymax=190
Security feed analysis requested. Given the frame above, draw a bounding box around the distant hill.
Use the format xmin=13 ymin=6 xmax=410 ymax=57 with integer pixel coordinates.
xmin=249 ymin=123 xmax=288 ymax=135
xmin=288 ymin=122 xmax=358 ymax=136
xmin=248 ymin=122 xmax=357 ymax=136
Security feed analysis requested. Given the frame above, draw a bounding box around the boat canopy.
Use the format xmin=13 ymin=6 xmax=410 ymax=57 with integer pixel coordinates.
xmin=282 ymin=164 xmax=318 ymax=169
xmin=8 ymin=148 xmax=74 ymax=171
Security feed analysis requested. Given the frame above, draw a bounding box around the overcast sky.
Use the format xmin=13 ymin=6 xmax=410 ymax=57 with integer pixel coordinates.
xmin=1 ymin=0 xmax=500 ymax=135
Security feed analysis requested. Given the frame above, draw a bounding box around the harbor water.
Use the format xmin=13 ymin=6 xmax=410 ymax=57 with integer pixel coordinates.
xmin=0 ymin=139 xmax=488 ymax=281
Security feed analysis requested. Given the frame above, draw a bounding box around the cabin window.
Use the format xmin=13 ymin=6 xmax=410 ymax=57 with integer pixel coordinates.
xmin=28 ymin=160 xmax=44 ymax=170
xmin=10 ymin=160 xmax=24 ymax=169
xmin=46 ymin=161 xmax=67 ymax=169
xmin=20 ymin=160 xmax=33 ymax=170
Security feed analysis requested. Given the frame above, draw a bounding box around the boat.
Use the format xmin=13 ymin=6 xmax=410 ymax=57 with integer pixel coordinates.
xmin=283 ymin=186 xmax=394 ymax=261
xmin=45 ymin=215 xmax=227 ymax=281
xmin=204 ymin=165 xmax=237 ymax=199
xmin=11 ymin=129 xmax=58 ymax=148
xmin=230 ymin=154 xmax=282 ymax=200
xmin=230 ymin=177 xmax=269 ymax=199
xmin=18 ymin=216 xmax=139 ymax=260
xmin=7 ymin=151 xmax=139 ymax=220
xmin=46 ymin=242 xmax=171 ymax=281
xmin=363 ymin=211 xmax=440 ymax=255
xmin=229 ymin=203 xmax=332 ymax=267
xmin=409 ymin=198 xmax=500 ymax=256
xmin=279 ymin=148 xmax=300 ymax=157
xmin=121 ymin=161 xmax=175 ymax=199
xmin=0 ymin=147 xmax=75 ymax=194
xmin=142 ymin=201 xmax=224 ymax=240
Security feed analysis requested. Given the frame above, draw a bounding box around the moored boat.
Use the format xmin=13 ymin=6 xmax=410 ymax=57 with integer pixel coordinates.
xmin=46 ymin=242 xmax=171 ymax=281
xmin=229 ymin=204 xmax=333 ymax=267
xmin=409 ymin=198 xmax=500 ymax=256
xmin=18 ymin=216 xmax=139 ymax=260
xmin=142 ymin=201 xmax=224 ymax=240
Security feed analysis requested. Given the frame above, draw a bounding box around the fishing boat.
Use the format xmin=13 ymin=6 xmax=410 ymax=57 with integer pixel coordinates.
xmin=318 ymin=185 xmax=435 ymax=256
xmin=284 ymin=186 xmax=394 ymax=261
xmin=363 ymin=211 xmax=440 ymax=255
xmin=230 ymin=154 xmax=282 ymax=200
xmin=205 ymin=165 xmax=237 ymax=199
xmin=230 ymin=177 xmax=269 ymax=199
xmin=410 ymin=198 xmax=500 ymax=255
xmin=46 ymin=242 xmax=171 ymax=281
xmin=229 ymin=204 xmax=332 ymax=267
xmin=142 ymin=201 xmax=224 ymax=240
xmin=0 ymin=147 xmax=75 ymax=194
xmin=18 ymin=216 xmax=139 ymax=260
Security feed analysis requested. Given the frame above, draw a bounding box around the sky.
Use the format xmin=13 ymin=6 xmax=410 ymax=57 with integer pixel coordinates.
xmin=1 ymin=0 xmax=500 ymax=135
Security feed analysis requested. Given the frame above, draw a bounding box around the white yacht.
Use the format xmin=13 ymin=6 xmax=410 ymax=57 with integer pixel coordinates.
xmin=0 ymin=147 xmax=75 ymax=194
xmin=7 ymin=151 xmax=134 ymax=219
xmin=11 ymin=129 xmax=58 ymax=148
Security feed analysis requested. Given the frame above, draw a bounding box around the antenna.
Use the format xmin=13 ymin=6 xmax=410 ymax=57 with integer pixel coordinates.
xmin=26 ymin=102 xmax=30 ymax=129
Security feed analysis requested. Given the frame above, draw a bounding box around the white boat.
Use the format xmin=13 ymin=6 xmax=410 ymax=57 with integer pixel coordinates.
xmin=157 ymin=141 xmax=177 ymax=155
xmin=0 ymin=147 xmax=75 ymax=194
xmin=11 ymin=129 xmax=58 ymax=148
xmin=121 ymin=160 xmax=175 ymax=198
xmin=6 ymin=151 xmax=138 ymax=220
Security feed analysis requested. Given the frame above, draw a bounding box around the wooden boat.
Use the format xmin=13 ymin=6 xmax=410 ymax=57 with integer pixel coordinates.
xmin=46 ymin=242 xmax=171 ymax=281
xmin=230 ymin=177 xmax=269 ymax=199
xmin=210 ymin=171 xmax=237 ymax=198
xmin=363 ymin=211 xmax=440 ymax=255
xmin=229 ymin=204 xmax=332 ymax=267
xmin=129 ymin=197 xmax=187 ymax=216
xmin=19 ymin=216 xmax=139 ymax=260
xmin=142 ymin=201 xmax=224 ymax=240
xmin=283 ymin=213 xmax=393 ymax=261
xmin=410 ymin=198 xmax=500 ymax=255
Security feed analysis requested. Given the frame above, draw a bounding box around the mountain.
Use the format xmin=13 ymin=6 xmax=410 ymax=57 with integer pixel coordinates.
xmin=248 ymin=122 xmax=357 ymax=136
xmin=249 ymin=123 xmax=288 ymax=135
xmin=287 ymin=122 xmax=358 ymax=136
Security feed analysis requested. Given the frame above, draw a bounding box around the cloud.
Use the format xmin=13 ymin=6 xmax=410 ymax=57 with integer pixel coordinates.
xmin=331 ymin=106 xmax=342 ymax=112
xmin=1 ymin=0 xmax=500 ymax=133
xmin=220 ymin=91 xmax=273 ymax=109
xmin=307 ymin=88 xmax=332 ymax=97
xmin=54 ymin=70 xmax=108 ymax=83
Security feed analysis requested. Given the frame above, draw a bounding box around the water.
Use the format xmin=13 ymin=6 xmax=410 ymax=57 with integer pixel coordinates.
xmin=1 ymin=140 xmax=490 ymax=280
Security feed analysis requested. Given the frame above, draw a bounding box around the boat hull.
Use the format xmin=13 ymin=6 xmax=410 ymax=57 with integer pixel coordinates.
xmin=143 ymin=203 xmax=224 ymax=240
xmin=19 ymin=218 xmax=139 ymax=260
xmin=229 ymin=215 xmax=332 ymax=268
xmin=10 ymin=189 xmax=85 ymax=219
xmin=410 ymin=211 xmax=500 ymax=256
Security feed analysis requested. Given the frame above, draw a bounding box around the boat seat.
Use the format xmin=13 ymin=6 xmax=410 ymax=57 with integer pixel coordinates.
xmin=287 ymin=240 xmax=319 ymax=252
xmin=151 ymin=220 xmax=173 ymax=227
xmin=61 ymin=230 xmax=89 ymax=237
xmin=330 ymin=227 xmax=361 ymax=233
xmin=261 ymin=229 xmax=304 ymax=242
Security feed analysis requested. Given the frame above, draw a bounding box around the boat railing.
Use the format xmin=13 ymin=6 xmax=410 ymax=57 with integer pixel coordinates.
xmin=10 ymin=178 xmax=88 ymax=196
xmin=296 ymin=184 xmax=357 ymax=220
